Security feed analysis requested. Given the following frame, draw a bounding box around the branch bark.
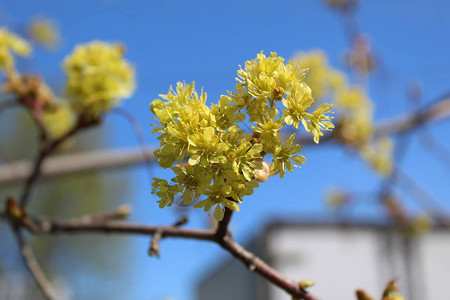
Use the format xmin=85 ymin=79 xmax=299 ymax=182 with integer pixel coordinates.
xmin=0 ymin=146 xmax=155 ymax=185
xmin=215 ymin=207 xmax=233 ymax=240
xmin=219 ymin=234 xmax=319 ymax=300
xmin=19 ymin=118 xmax=97 ymax=208
xmin=11 ymin=227 xmax=58 ymax=300
xmin=375 ymin=95 xmax=450 ymax=136
xmin=11 ymin=214 xmax=320 ymax=300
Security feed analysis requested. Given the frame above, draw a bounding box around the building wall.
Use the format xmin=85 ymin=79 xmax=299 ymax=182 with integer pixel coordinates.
xmin=266 ymin=226 xmax=404 ymax=300
xmin=197 ymin=223 xmax=450 ymax=300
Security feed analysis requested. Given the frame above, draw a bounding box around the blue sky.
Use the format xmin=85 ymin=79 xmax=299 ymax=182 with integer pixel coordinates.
xmin=1 ymin=0 xmax=450 ymax=299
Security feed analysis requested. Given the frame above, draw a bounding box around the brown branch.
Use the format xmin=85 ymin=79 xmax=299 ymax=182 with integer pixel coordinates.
xmin=295 ymin=95 xmax=450 ymax=146
xmin=419 ymin=129 xmax=450 ymax=170
xmin=19 ymin=118 xmax=97 ymax=208
xmin=375 ymin=95 xmax=450 ymax=136
xmin=173 ymin=215 xmax=188 ymax=227
xmin=210 ymin=207 xmax=318 ymax=300
xmin=22 ymin=217 xmax=216 ymax=241
xmin=15 ymin=215 xmax=320 ymax=300
xmin=11 ymin=226 xmax=58 ymax=300
xmin=219 ymin=234 xmax=319 ymax=300
xmin=19 ymin=149 xmax=47 ymax=208
xmin=148 ymin=216 xmax=187 ymax=257
xmin=148 ymin=229 xmax=163 ymax=257
xmin=215 ymin=207 xmax=233 ymax=240
xmin=110 ymin=107 xmax=155 ymax=180
xmin=392 ymin=166 xmax=449 ymax=222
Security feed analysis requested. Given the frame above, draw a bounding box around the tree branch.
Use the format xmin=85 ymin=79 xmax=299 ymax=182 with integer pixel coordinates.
xmin=215 ymin=207 xmax=233 ymax=240
xmin=149 ymin=216 xmax=188 ymax=257
xmin=19 ymin=118 xmax=97 ymax=208
xmin=22 ymin=217 xmax=216 ymax=241
xmin=375 ymin=95 xmax=450 ymax=136
xmin=0 ymin=146 xmax=155 ymax=185
xmin=19 ymin=149 xmax=48 ymax=208
xmin=11 ymin=227 xmax=58 ymax=300
xmin=219 ymin=234 xmax=319 ymax=300
xmin=13 ymin=214 xmax=320 ymax=300
xmin=393 ymin=166 xmax=449 ymax=222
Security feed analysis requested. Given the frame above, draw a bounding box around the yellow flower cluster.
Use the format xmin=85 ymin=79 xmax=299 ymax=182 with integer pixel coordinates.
xmin=43 ymin=101 xmax=76 ymax=139
xmin=335 ymin=87 xmax=374 ymax=143
xmin=295 ymin=50 xmax=393 ymax=176
xmin=293 ymin=50 xmax=345 ymax=100
xmin=151 ymin=52 xmax=334 ymax=221
xmin=0 ymin=29 xmax=135 ymax=140
xmin=236 ymin=51 xmax=335 ymax=144
xmin=28 ymin=18 xmax=60 ymax=49
xmin=63 ymin=41 xmax=135 ymax=119
xmin=360 ymin=136 xmax=393 ymax=176
xmin=325 ymin=187 xmax=351 ymax=208
xmin=0 ymin=28 xmax=31 ymax=73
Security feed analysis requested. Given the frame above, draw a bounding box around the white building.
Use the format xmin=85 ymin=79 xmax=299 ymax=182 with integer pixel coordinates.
xmin=197 ymin=220 xmax=450 ymax=300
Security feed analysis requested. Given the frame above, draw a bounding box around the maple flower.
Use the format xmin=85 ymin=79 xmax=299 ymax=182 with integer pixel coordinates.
xmin=63 ymin=41 xmax=135 ymax=119
xmin=0 ymin=28 xmax=31 ymax=73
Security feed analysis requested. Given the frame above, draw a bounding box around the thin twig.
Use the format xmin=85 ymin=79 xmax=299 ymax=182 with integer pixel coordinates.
xmin=19 ymin=118 xmax=97 ymax=208
xmin=23 ymin=217 xmax=216 ymax=241
xmin=19 ymin=149 xmax=47 ymax=208
xmin=173 ymin=215 xmax=188 ymax=227
xmin=148 ymin=229 xmax=163 ymax=257
xmin=392 ymin=166 xmax=449 ymax=221
xmin=110 ymin=107 xmax=154 ymax=183
xmin=219 ymin=234 xmax=320 ymax=300
xmin=148 ymin=216 xmax=187 ymax=257
xmin=73 ymin=204 xmax=132 ymax=223
xmin=11 ymin=226 xmax=58 ymax=300
xmin=375 ymin=95 xmax=450 ymax=136
xmin=419 ymin=129 xmax=450 ymax=171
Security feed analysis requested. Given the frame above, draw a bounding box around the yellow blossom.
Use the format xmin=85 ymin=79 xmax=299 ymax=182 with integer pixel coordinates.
xmin=43 ymin=101 xmax=76 ymax=139
xmin=28 ymin=18 xmax=60 ymax=49
xmin=335 ymin=86 xmax=371 ymax=113
xmin=361 ymin=136 xmax=393 ymax=176
xmin=295 ymin=50 xmax=394 ymax=175
xmin=325 ymin=187 xmax=350 ymax=208
xmin=293 ymin=50 xmax=346 ymax=100
xmin=63 ymin=41 xmax=135 ymax=119
xmin=335 ymin=87 xmax=374 ymax=144
xmin=0 ymin=28 xmax=31 ymax=73
xmin=151 ymin=52 xmax=334 ymax=221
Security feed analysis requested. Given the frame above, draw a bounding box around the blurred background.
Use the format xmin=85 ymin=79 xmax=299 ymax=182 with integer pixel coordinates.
xmin=0 ymin=0 xmax=449 ymax=299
